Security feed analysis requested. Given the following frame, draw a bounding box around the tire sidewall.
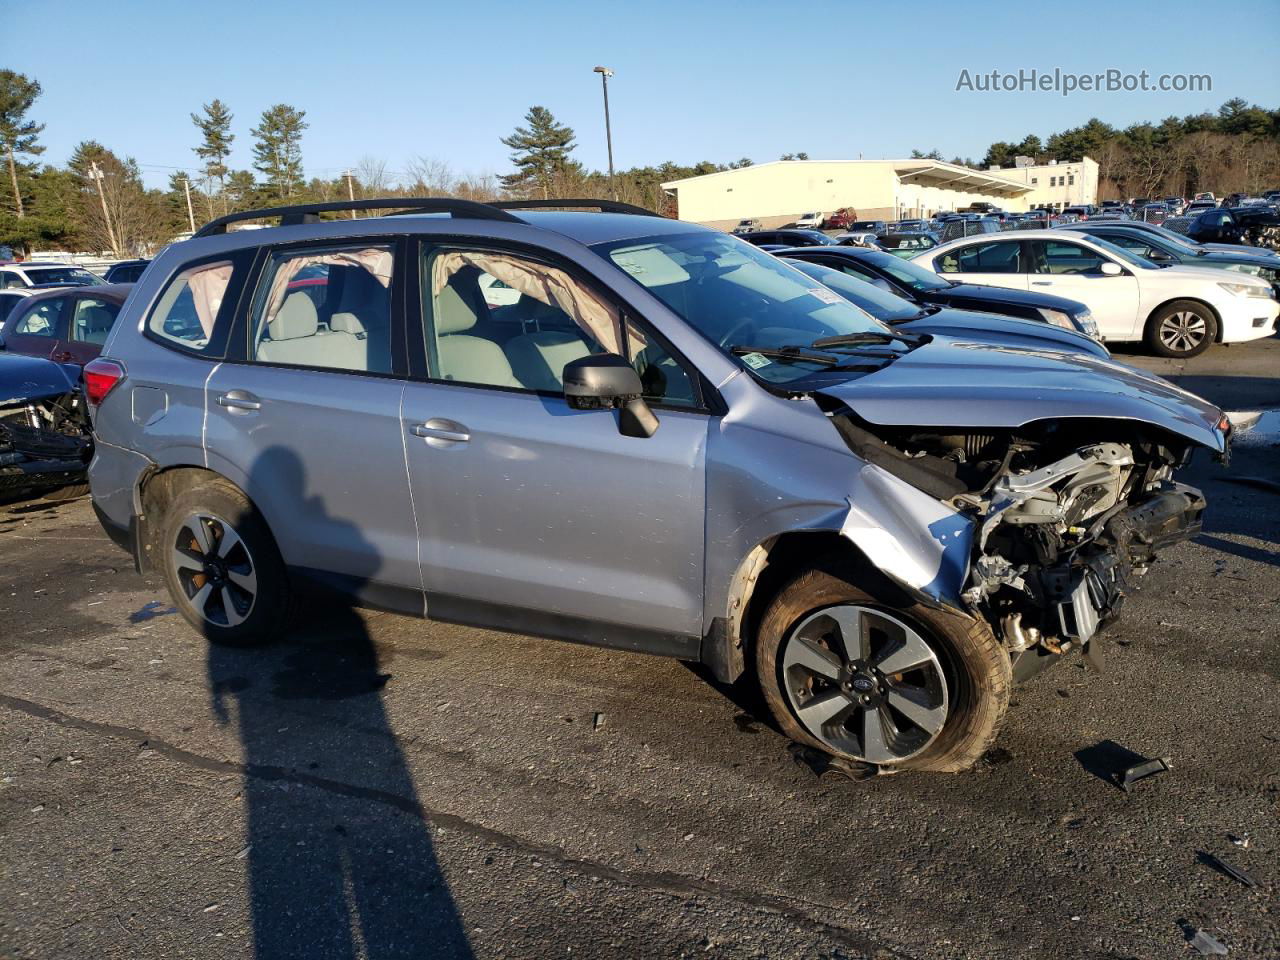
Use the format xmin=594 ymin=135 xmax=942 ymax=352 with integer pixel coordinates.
xmin=755 ymin=566 xmax=1011 ymax=772
xmin=158 ymin=479 xmax=289 ymax=646
xmin=1146 ymin=300 xmax=1216 ymax=358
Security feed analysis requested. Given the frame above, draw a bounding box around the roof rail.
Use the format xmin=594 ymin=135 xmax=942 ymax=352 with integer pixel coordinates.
xmin=493 ymin=198 xmax=666 ymax=218
xmin=191 ymin=197 xmax=524 ymax=238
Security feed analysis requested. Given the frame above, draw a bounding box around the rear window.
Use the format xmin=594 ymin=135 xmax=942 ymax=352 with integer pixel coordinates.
xmin=147 ymin=261 xmax=234 ymax=354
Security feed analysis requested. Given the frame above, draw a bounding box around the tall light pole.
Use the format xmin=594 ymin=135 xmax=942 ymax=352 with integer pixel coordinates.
xmin=593 ymin=66 xmax=616 ymax=200
xmin=177 ymin=176 xmax=196 ymax=233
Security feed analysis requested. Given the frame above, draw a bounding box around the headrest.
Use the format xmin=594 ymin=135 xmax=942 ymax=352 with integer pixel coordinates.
xmin=329 ymin=312 xmax=367 ymax=336
xmin=270 ymin=293 xmax=319 ymax=341
xmin=435 ymin=282 xmax=480 ymax=335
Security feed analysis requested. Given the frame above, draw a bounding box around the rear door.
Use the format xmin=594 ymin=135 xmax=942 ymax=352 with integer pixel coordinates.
xmin=933 ymin=238 xmax=1028 ymax=292
xmin=3 ymin=295 xmax=69 ymax=360
xmin=203 ymin=239 xmax=421 ymax=605
xmin=1027 ymin=238 xmax=1140 ymax=340
xmin=400 ymin=239 xmax=709 ymax=644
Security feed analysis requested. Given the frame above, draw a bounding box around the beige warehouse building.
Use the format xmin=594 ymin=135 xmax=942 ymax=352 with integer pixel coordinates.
xmin=986 ymin=156 xmax=1100 ymax=212
xmin=661 ymin=159 xmax=1034 ymax=229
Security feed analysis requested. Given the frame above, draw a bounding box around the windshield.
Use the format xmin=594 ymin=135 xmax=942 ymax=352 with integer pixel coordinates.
xmin=26 ymin=267 xmax=100 ymax=285
xmin=1086 ymin=235 xmax=1160 ymax=270
xmin=786 ymin=260 xmax=922 ymax=322
xmin=1141 ymin=223 xmax=1200 ymax=249
xmin=594 ymin=232 xmax=896 ymax=382
xmin=878 ymin=234 xmax=934 ymax=250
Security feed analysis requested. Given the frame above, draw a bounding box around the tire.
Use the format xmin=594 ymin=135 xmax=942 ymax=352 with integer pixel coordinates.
xmin=1145 ymin=300 xmax=1217 ymax=358
xmin=755 ymin=565 xmax=1011 ymax=773
xmin=157 ymin=476 xmax=289 ymax=646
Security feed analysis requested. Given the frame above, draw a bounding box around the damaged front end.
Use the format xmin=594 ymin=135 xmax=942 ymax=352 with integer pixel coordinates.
xmin=0 ymin=357 xmax=92 ymax=501
xmin=829 ymin=411 xmax=1214 ymax=678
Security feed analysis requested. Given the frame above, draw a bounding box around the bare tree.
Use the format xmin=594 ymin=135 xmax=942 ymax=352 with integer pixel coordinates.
xmin=404 ymin=155 xmax=456 ymax=196
xmin=354 ymin=156 xmax=390 ymax=197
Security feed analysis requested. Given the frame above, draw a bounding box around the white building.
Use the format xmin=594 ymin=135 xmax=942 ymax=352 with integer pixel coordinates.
xmin=987 ymin=156 xmax=1099 ymax=212
xmin=660 ymin=159 xmax=1034 ymax=228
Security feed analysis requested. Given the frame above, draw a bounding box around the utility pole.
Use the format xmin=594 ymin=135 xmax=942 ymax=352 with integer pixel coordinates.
xmin=178 ymin=176 xmax=196 ymax=233
xmin=89 ymin=161 xmax=120 ymax=256
xmin=593 ymin=66 xmax=616 ymax=201
xmin=344 ymin=170 xmax=357 ymax=218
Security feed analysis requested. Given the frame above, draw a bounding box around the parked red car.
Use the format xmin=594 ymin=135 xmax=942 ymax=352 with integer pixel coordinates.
xmin=0 ymin=284 xmax=133 ymax=367
xmin=822 ymin=208 xmax=859 ymax=230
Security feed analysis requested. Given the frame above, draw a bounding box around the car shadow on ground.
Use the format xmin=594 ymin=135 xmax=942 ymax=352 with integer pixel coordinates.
xmin=204 ymin=446 xmax=473 ymax=959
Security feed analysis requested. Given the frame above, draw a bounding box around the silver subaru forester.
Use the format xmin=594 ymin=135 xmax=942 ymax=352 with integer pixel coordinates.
xmin=86 ymin=198 xmax=1229 ymax=773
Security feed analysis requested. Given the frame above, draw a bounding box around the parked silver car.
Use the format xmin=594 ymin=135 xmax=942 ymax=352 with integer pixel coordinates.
xmin=86 ymin=198 xmax=1230 ymax=773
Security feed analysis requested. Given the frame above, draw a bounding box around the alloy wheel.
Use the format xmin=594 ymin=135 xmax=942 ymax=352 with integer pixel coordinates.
xmin=781 ymin=605 xmax=948 ymax=763
xmin=1158 ymin=310 xmax=1207 ymax=354
xmin=171 ymin=513 xmax=257 ymax=628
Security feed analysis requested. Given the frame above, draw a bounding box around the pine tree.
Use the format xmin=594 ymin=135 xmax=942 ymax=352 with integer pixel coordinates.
xmin=251 ymin=104 xmax=308 ymax=199
xmin=191 ymin=99 xmax=234 ymax=208
xmin=0 ymin=70 xmax=45 ymax=218
xmin=500 ymin=106 xmax=577 ymax=199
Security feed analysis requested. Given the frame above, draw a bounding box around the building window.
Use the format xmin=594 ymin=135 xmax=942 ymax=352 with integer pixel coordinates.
xmin=1068 ymin=175 xmax=1075 ymax=185
xmin=1030 ymin=177 xmax=1038 ymax=185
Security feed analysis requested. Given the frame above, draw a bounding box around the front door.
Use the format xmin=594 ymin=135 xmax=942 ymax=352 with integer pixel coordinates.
xmin=1027 ymin=239 xmax=1140 ymax=340
xmin=204 ymin=240 xmax=422 ymax=603
xmin=402 ymin=242 xmax=709 ymax=644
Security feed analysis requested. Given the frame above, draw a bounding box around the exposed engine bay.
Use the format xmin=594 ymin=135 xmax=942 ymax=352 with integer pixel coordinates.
xmin=0 ymin=391 xmax=92 ymax=499
xmin=831 ymin=414 xmax=1210 ymax=674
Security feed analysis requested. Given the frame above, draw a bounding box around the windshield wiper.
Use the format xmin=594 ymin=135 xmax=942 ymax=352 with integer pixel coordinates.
xmin=730 ymin=344 xmax=840 ymax=365
xmin=811 ymin=330 xmax=927 ymax=349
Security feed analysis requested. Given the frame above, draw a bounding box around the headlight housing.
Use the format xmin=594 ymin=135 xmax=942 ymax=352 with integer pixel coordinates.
xmin=1039 ymin=306 xmax=1099 ymax=339
xmin=1218 ymin=280 xmax=1272 ymax=299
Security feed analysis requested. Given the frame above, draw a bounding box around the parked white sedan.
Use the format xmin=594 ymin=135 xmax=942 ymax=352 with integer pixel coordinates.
xmin=911 ymin=229 xmax=1277 ymax=357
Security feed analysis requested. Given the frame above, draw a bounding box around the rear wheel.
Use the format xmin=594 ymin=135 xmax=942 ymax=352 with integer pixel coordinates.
xmin=756 ymin=567 xmax=1010 ymax=772
xmin=1145 ymin=300 xmax=1216 ymax=358
xmin=158 ymin=477 xmax=289 ymax=646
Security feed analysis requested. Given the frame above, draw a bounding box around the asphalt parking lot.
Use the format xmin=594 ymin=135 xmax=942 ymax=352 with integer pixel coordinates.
xmin=1 ymin=338 xmax=1277 ymax=960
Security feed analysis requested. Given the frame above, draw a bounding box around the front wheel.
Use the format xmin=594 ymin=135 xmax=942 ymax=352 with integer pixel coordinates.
xmin=1145 ymin=300 xmax=1217 ymax=358
xmin=755 ymin=567 xmax=1011 ymax=772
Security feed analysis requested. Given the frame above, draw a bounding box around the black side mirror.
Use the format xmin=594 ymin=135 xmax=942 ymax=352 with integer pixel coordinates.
xmin=562 ymin=353 xmax=659 ymax=438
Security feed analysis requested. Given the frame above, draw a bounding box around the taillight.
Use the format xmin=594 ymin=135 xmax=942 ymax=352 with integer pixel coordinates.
xmin=83 ymin=358 xmax=126 ymax=407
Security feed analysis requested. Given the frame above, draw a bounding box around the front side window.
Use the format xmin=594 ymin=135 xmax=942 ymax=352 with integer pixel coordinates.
xmin=0 ymin=271 xmax=23 ymax=289
xmin=14 ymin=298 xmax=66 ymax=337
xmin=937 ymin=240 xmax=1022 ymax=274
xmin=424 ymin=248 xmax=669 ymax=397
xmin=1035 ymin=241 xmax=1108 ymax=275
xmin=250 ymin=246 xmax=394 ymax=374
xmin=71 ymin=297 xmax=120 ymax=344
xmin=149 ymin=260 xmax=235 ymax=352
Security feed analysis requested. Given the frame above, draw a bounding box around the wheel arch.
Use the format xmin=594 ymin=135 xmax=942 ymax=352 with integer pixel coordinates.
xmin=708 ymin=530 xmax=923 ymax=684
xmin=134 ymin=462 xmax=269 ymax=574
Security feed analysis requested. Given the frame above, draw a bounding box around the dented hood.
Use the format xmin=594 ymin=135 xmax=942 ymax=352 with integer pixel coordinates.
xmin=0 ymin=352 xmax=78 ymax=405
xmin=815 ymin=336 xmax=1227 ymax=452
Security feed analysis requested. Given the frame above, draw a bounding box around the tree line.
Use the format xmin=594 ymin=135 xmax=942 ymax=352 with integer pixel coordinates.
xmin=978 ymin=99 xmax=1280 ymax=200
xmin=1 ymin=66 xmax=1275 ymax=256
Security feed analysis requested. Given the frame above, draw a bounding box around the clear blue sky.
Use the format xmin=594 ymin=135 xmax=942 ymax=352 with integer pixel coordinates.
xmin=9 ymin=0 xmax=1279 ymax=189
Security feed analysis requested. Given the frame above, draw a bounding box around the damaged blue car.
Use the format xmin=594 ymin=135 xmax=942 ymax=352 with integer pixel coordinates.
xmin=86 ymin=199 xmax=1229 ymax=772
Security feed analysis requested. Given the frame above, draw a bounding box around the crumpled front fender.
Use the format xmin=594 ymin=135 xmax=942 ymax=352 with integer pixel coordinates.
xmin=839 ymin=463 xmax=974 ymax=610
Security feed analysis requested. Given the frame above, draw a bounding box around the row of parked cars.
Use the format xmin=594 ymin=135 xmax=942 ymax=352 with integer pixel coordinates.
xmin=65 ymin=195 xmax=1238 ymax=776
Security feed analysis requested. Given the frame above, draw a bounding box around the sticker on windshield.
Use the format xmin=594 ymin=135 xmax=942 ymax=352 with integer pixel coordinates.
xmin=741 ymin=352 xmax=772 ymax=369
xmin=808 ymin=287 xmax=844 ymax=305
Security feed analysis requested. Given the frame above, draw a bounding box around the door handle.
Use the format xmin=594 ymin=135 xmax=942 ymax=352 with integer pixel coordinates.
xmin=52 ymin=351 xmax=75 ymax=362
xmin=410 ymin=419 xmax=470 ymax=444
xmin=1031 ymin=281 xmax=1053 ymax=286
xmin=216 ymin=390 xmax=262 ymax=412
